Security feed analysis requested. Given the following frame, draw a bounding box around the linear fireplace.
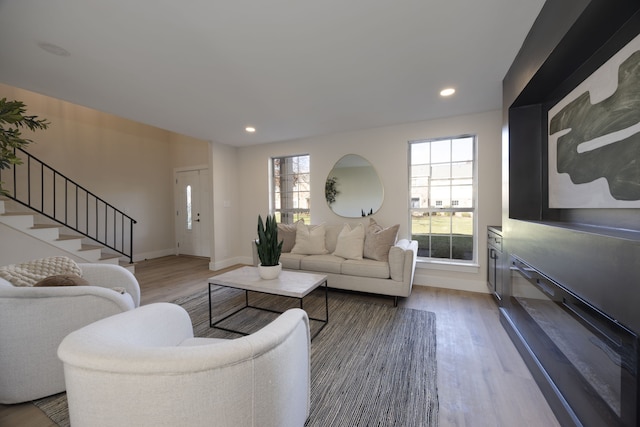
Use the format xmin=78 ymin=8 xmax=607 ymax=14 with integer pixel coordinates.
xmin=502 ymin=256 xmax=639 ymax=426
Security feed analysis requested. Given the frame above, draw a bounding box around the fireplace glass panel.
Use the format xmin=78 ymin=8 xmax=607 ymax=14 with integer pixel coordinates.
xmin=505 ymin=256 xmax=638 ymax=427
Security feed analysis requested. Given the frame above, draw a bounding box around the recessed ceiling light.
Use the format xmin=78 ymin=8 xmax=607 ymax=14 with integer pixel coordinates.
xmin=440 ymin=88 xmax=456 ymax=97
xmin=37 ymin=42 xmax=70 ymax=57
xmin=245 ymin=126 xmax=256 ymax=133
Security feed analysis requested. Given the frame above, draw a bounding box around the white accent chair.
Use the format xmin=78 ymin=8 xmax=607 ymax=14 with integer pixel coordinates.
xmin=58 ymin=303 xmax=311 ymax=427
xmin=0 ymin=263 xmax=140 ymax=404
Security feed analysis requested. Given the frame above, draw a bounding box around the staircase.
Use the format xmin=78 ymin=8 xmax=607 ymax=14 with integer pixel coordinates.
xmin=0 ymin=198 xmax=134 ymax=270
xmin=0 ymin=147 xmax=136 ymax=269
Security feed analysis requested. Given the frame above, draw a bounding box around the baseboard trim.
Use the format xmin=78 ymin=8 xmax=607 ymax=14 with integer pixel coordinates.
xmin=413 ymin=272 xmax=489 ymax=294
xmin=209 ymin=256 xmax=251 ymax=271
xmin=133 ymin=248 xmax=176 ymax=262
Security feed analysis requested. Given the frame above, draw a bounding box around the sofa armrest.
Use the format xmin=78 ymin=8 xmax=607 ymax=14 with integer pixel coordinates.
xmin=80 ymin=263 xmax=141 ymax=307
xmin=389 ymin=239 xmax=418 ymax=284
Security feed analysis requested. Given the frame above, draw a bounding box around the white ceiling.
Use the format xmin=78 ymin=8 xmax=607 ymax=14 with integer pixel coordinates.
xmin=0 ymin=0 xmax=545 ymax=146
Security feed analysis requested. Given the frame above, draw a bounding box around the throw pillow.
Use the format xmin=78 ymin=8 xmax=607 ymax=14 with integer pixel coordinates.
xmin=278 ymin=219 xmax=303 ymax=253
xmin=0 ymin=256 xmax=82 ymax=287
xmin=363 ymin=218 xmax=399 ymax=261
xmin=34 ymin=274 xmax=89 ymax=287
xmin=291 ymin=222 xmax=328 ymax=255
xmin=333 ymin=223 xmax=365 ymax=260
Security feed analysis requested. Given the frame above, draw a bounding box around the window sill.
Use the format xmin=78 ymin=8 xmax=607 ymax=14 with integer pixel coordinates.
xmin=416 ymin=259 xmax=480 ymax=274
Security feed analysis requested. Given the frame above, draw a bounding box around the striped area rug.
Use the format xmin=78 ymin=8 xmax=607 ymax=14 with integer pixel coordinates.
xmin=34 ymin=287 xmax=438 ymax=427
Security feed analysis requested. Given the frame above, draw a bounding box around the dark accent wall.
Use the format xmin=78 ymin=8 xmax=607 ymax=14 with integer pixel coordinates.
xmin=503 ymin=0 xmax=640 ymax=333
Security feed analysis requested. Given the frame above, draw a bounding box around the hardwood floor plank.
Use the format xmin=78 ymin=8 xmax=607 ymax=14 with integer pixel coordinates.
xmin=403 ymin=287 xmax=559 ymax=427
xmin=1 ymin=256 xmax=559 ymax=426
xmin=0 ymin=402 xmax=56 ymax=427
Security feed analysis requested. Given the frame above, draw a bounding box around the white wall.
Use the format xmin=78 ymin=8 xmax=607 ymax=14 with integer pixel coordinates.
xmin=0 ymin=84 xmax=209 ymax=263
xmin=237 ymin=110 xmax=503 ymax=293
xmin=208 ymin=141 xmax=242 ymax=270
xmin=169 ymin=133 xmax=210 ymax=169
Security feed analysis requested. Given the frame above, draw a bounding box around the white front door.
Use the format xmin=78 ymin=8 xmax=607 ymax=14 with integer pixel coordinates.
xmin=175 ymin=169 xmax=210 ymax=257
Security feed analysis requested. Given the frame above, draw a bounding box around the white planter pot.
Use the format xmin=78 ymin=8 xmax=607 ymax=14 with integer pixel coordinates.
xmin=258 ymin=263 xmax=282 ymax=280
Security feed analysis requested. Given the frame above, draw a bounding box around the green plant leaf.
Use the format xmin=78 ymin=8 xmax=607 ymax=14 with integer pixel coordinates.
xmin=255 ymin=214 xmax=282 ymax=266
xmin=0 ymin=98 xmax=49 ymax=194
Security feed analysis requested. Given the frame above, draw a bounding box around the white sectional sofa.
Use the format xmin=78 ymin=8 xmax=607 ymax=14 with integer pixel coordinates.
xmin=254 ymin=218 xmax=418 ymax=305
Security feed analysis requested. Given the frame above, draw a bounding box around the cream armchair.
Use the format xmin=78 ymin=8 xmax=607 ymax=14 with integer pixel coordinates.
xmin=58 ymin=303 xmax=311 ymax=427
xmin=0 ymin=262 xmax=140 ymax=404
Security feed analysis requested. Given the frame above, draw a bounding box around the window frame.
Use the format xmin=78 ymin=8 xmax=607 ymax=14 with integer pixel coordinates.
xmin=271 ymin=154 xmax=310 ymax=224
xmin=408 ymin=135 xmax=477 ymax=264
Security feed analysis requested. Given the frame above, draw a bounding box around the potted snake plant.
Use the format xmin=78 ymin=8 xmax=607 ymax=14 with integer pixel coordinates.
xmin=255 ymin=214 xmax=283 ymax=279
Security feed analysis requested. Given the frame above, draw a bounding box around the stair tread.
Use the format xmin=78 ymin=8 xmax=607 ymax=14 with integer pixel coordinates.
xmin=58 ymin=234 xmax=83 ymax=240
xmin=80 ymin=244 xmax=103 ymax=251
xmin=32 ymin=224 xmax=63 ymax=229
xmin=100 ymin=254 xmax=121 ymax=260
xmin=1 ymin=212 xmax=33 ymax=216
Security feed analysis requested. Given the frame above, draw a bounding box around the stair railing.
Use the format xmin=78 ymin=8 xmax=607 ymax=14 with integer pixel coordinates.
xmin=0 ymin=147 xmax=137 ymax=263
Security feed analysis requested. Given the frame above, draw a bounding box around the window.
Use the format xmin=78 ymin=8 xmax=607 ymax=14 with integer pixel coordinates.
xmin=272 ymin=155 xmax=310 ymax=224
xmin=409 ymin=136 xmax=476 ymax=261
xmin=186 ymin=185 xmax=192 ymax=230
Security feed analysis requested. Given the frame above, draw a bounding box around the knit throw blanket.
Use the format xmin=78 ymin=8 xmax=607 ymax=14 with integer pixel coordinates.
xmin=0 ymin=256 xmax=82 ymax=287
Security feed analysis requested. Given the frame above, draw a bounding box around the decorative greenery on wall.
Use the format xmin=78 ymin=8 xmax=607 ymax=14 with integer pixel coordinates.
xmin=325 ymin=176 xmax=339 ymax=205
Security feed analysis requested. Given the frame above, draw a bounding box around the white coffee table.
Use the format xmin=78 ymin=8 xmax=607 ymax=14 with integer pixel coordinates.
xmin=208 ymin=266 xmax=328 ymax=339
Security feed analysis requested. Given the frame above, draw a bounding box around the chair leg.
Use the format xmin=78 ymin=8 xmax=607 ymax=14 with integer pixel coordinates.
xmin=393 ymin=296 xmax=398 ymax=307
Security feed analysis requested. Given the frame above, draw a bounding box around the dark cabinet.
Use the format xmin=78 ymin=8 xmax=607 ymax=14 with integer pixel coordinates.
xmin=487 ymin=227 xmax=503 ymax=302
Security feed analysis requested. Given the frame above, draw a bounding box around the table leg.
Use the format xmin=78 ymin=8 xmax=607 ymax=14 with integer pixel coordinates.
xmin=209 ymin=284 xmax=250 ymax=331
xmin=304 ymin=280 xmax=329 ymax=340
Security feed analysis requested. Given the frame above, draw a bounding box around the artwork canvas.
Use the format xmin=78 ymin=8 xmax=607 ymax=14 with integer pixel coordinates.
xmin=548 ymin=33 xmax=640 ymax=208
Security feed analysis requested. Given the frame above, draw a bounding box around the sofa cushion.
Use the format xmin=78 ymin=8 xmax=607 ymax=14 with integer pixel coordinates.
xmin=341 ymin=259 xmax=390 ymax=279
xmin=363 ymin=218 xmax=399 ymax=262
xmin=280 ymin=252 xmax=306 ymax=270
xmin=323 ymin=225 xmax=343 ymax=254
xmin=291 ymin=223 xmax=328 ymax=255
xmin=332 ymin=223 xmax=365 ymax=260
xmin=300 ymin=254 xmax=343 ymax=274
xmin=34 ymin=274 xmax=89 ymax=287
xmin=278 ymin=220 xmax=303 ymax=253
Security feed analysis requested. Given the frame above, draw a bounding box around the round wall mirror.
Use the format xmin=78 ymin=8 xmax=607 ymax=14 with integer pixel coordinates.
xmin=325 ymin=154 xmax=383 ymax=217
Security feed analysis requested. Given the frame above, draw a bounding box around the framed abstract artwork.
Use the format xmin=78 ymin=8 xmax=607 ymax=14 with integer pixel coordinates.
xmin=548 ymin=33 xmax=640 ymax=208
